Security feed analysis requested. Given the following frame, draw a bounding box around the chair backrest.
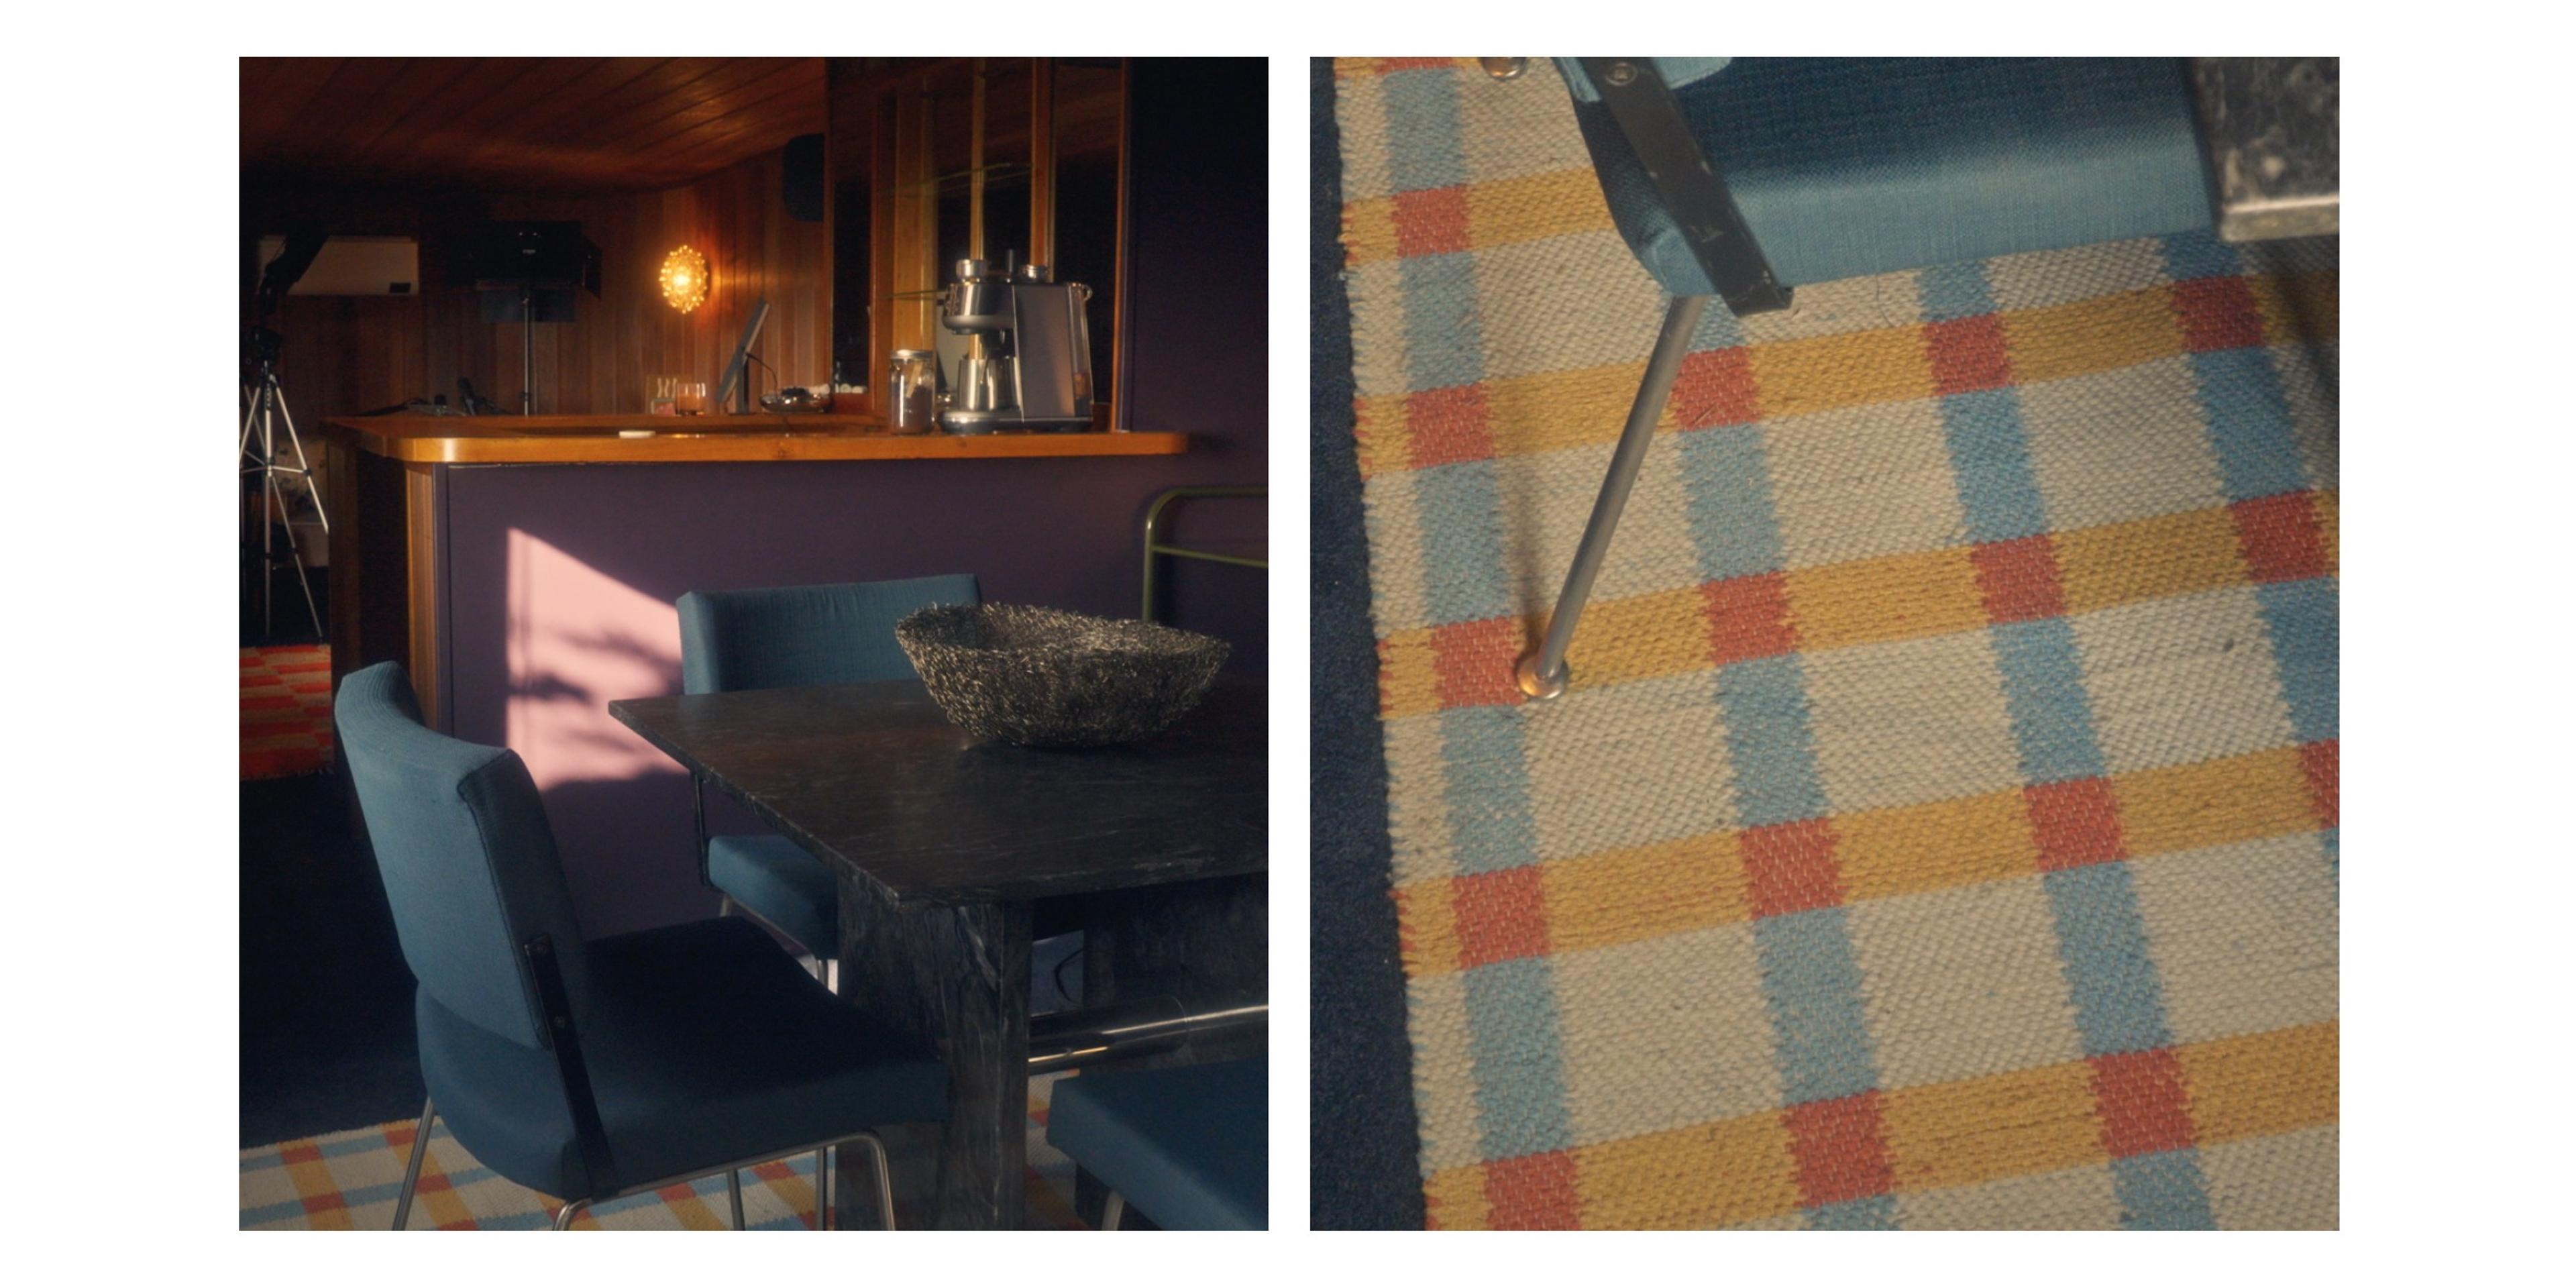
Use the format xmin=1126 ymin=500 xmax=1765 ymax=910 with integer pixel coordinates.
xmin=335 ymin=661 xmax=586 ymax=1051
xmin=676 ymin=574 xmax=980 ymax=696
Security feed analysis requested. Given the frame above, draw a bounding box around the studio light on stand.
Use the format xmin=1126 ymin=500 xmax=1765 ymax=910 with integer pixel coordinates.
xmin=468 ymin=222 xmax=601 ymax=416
xmin=240 ymin=229 xmax=330 ymax=642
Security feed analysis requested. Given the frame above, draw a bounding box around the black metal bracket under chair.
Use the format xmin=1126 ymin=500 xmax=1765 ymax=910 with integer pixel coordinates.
xmin=1574 ymin=58 xmax=1790 ymax=316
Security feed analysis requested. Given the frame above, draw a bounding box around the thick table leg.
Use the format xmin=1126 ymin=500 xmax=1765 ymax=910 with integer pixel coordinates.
xmin=836 ymin=879 xmax=1033 ymax=1230
xmin=1082 ymin=871 xmax=1268 ymax=1038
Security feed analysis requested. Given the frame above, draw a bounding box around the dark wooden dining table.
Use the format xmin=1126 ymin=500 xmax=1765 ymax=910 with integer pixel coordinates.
xmin=609 ymin=676 xmax=1266 ymax=1230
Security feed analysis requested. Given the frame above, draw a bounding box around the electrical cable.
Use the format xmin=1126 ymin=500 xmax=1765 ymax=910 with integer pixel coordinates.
xmin=1051 ymin=943 xmax=1086 ymax=1004
xmin=745 ymin=351 xmax=796 ymax=431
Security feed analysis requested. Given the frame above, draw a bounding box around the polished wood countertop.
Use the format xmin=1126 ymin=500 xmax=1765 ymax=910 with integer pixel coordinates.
xmin=321 ymin=413 xmax=1189 ymax=465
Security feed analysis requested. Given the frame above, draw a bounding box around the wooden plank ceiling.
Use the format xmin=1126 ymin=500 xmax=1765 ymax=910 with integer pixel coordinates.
xmin=241 ymin=58 xmax=824 ymax=193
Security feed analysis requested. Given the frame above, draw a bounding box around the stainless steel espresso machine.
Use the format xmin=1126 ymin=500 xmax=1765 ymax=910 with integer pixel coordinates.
xmin=938 ymin=258 xmax=1096 ymax=433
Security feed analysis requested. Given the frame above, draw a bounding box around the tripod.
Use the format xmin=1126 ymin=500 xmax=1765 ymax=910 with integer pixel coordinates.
xmin=239 ymin=359 xmax=328 ymax=641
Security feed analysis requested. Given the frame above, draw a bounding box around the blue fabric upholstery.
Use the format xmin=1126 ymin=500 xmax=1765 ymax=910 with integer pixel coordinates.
xmin=676 ymin=574 xmax=980 ymax=696
xmin=417 ymin=918 xmax=946 ymax=1201
xmin=1560 ymin=58 xmax=2212 ymax=295
xmin=706 ymin=835 xmax=838 ymax=957
xmin=335 ymin=661 xmax=584 ymax=1049
xmin=676 ymin=575 xmax=980 ymax=957
xmin=338 ymin=662 xmax=946 ymax=1203
xmin=1046 ymin=1059 xmax=1266 ymax=1230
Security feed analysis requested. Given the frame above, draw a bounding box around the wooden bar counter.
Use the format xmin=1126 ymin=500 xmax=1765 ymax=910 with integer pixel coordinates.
xmin=319 ymin=413 xmax=1185 ymax=727
xmin=315 ymin=410 xmax=1209 ymax=943
xmin=329 ymin=412 xmax=1188 ymax=465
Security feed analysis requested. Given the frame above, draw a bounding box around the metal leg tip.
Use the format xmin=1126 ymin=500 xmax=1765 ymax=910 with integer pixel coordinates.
xmin=1514 ymin=651 xmax=1569 ymax=700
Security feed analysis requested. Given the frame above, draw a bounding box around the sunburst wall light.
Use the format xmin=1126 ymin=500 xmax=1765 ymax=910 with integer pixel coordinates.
xmin=659 ymin=245 xmax=710 ymax=313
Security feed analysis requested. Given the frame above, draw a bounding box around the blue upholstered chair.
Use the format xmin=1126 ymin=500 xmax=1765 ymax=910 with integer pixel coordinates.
xmin=674 ymin=574 xmax=980 ymax=984
xmin=1045 ymin=1059 xmax=1266 ymax=1230
xmin=1514 ymin=58 xmax=2224 ymax=699
xmin=1560 ymin=58 xmax=2212 ymax=305
xmin=337 ymin=662 xmax=946 ymax=1230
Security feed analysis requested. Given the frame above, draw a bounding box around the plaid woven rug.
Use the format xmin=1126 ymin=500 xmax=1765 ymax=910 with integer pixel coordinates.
xmin=1332 ymin=58 xmax=2337 ymax=1230
xmin=240 ymin=1072 xmax=1087 ymax=1230
xmin=241 ymin=644 xmax=334 ymax=780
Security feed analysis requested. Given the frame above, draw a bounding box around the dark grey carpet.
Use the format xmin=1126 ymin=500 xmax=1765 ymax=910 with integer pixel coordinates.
xmin=239 ymin=772 xmax=423 ymax=1147
xmin=1309 ymin=56 xmax=1427 ymax=1231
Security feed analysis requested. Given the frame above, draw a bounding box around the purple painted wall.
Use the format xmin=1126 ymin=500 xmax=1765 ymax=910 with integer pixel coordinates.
xmin=440 ymin=60 xmax=1268 ymax=936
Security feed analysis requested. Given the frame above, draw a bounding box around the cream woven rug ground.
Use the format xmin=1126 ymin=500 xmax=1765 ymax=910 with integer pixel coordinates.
xmin=1334 ymin=57 xmax=2337 ymax=1230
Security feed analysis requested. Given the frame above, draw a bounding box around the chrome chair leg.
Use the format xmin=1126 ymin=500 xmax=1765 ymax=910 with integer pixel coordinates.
xmin=392 ymin=1095 xmax=436 ymax=1230
xmin=814 ymin=1148 xmax=835 ymax=1236
xmin=853 ymin=1132 xmax=898 ymax=1230
xmin=1515 ymin=292 xmax=1713 ymax=700
xmin=1101 ymin=1190 xmax=1126 ymax=1232
xmin=546 ymin=1132 xmax=890 ymax=1231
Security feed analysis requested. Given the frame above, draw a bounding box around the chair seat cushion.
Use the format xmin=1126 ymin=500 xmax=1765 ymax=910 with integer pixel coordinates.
xmin=1046 ymin=1059 xmax=1265 ymax=1230
xmin=708 ymin=833 xmax=838 ymax=957
xmin=417 ymin=916 xmax=945 ymax=1202
xmin=1566 ymin=57 xmax=2214 ymax=294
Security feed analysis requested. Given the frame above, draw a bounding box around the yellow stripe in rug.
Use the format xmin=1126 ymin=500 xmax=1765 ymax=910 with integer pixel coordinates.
xmin=1355 ymin=275 xmax=2339 ymax=481
xmin=417 ymin=1148 xmax=477 ymax=1229
xmin=1421 ymin=1020 xmax=2337 ymax=1228
xmin=280 ymin=1149 xmax=354 ymax=1230
xmin=1400 ymin=743 xmax=2329 ymax=977
xmin=1375 ymin=489 xmax=2338 ymax=722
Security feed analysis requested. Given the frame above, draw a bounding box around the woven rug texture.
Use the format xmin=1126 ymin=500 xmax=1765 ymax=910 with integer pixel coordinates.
xmin=241 ymin=644 xmax=334 ymax=780
xmin=1332 ymin=58 xmax=2338 ymax=1230
xmin=241 ymin=1072 xmax=1087 ymax=1230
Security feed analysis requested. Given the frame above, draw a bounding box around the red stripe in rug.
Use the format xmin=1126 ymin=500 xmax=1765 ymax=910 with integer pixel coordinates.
xmin=241 ymin=645 xmax=334 ymax=780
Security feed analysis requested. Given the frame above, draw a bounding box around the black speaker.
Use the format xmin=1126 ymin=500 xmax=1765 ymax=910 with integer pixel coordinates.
xmin=783 ymin=133 xmax=826 ymax=223
xmin=462 ymin=221 xmax=601 ymax=294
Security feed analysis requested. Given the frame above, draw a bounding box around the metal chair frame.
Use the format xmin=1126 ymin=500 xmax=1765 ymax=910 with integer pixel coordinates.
xmin=696 ymin=772 xmax=838 ymax=989
xmin=694 ymin=770 xmax=841 ymax=1201
xmin=1141 ymin=486 xmax=1267 ymax=623
xmin=388 ymin=933 xmax=903 ymax=1231
xmin=1514 ymin=58 xmax=1792 ymax=700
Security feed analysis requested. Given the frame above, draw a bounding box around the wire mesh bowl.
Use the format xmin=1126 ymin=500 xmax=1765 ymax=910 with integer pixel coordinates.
xmin=896 ymin=604 xmax=1231 ymax=748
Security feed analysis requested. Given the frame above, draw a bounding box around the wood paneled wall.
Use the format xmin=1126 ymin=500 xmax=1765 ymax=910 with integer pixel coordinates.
xmin=258 ymin=147 xmax=830 ymax=420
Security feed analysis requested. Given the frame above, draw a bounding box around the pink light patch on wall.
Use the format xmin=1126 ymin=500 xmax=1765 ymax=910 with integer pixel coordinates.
xmin=504 ymin=528 xmax=685 ymax=791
